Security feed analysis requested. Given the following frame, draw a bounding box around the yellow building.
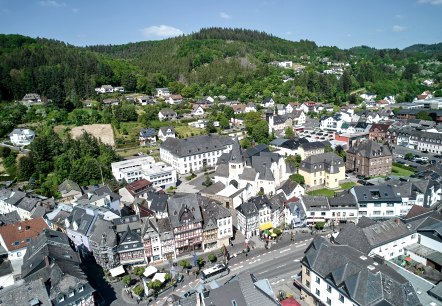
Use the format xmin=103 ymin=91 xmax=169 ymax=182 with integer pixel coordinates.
xmin=298 ymin=152 xmax=345 ymax=189
xmin=298 ymin=142 xmax=325 ymax=160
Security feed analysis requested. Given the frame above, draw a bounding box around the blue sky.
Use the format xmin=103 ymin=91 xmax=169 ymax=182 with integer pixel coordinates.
xmin=0 ymin=0 xmax=441 ymax=49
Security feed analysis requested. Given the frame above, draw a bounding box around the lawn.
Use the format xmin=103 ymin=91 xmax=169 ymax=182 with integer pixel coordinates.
xmin=339 ymin=182 xmax=357 ymax=190
xmin=392 ymin=165 xmax=414 ymax=177
xmin=174 ymin=125 xmax=206 ymax=138
xmin=307 ymin=188 xmax=336 ymax=198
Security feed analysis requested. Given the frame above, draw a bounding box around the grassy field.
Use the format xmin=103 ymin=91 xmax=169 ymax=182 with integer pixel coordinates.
xmin=392 ymin=165 xmax=414 ymax=177
xmin=174 ymin=125 xmax=206 ymax=138
xmin=307 ymin=188 xmax=336 ymax=198
xmin=339 ymin=182 xmax=357 ymax=190
xmin=53 ymin=125 xmax=74 ymax=139
xmin=116 ymin=146 xmax=159 ymax=159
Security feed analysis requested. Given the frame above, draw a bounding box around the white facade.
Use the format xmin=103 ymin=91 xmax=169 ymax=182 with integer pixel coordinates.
xmin=9 ymin=129 xmax=35 ymax=146
xmin=320 ymin=117 xmax=343 ymax=132
xmin=419 ymin=233 xmax=442 ymax=252
xmin=191 ymin=106 xmax=205 ymax=116
xmin=160 ymin=144 xmax=232 ymax=175
xmin=368 ymin=233 xmax=418 ymax=260
xmin=156 ymin=88 xmax=171 ymax=97
xmin=217 ymin=215 xmax=233 ymax=247
xmin=111 ymin=157 xmax=177 ymax=188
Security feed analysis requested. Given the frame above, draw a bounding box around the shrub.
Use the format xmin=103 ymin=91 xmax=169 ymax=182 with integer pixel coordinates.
xmin=208 ymin=253 xmax=217 ymax=263
xmin=273 ymin=228 xmax=282 ymax=236
xmin=122 ymin=275 xmax=131 ymax=286
xmin=315 ymin=221 xmax=326 ymax=230
xmin=133 ymin=284 xmax=144 ymax=296
xmin=180 ymin=260 xmax=190 ymax=269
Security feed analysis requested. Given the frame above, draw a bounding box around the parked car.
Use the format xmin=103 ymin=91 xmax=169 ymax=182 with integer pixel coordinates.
xmin=357 ymin=179 xmax=368 ymax=185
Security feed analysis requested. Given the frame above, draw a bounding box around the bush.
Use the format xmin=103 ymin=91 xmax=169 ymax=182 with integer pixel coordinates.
xmin=180 ymin=260 xmax=190 ymax=269
xmin=133 ymin=284 xmax=144 ymax=296
xmin=0 ymin=147 xmax=11 ymax=158
xmin=122 ymin=275 xmax=131 ymax=286
xmin=272 ymin=228 xmax=282 ymax=236
xmin=186 ymin=173 xmax=196 ymax=181
xmin=133 ymin=267 xmax=145 ymax=278
xmin=315 ymin=221 xmax=326 ymax=230
xmin=208 ymin=253 xmax=217 ymax=263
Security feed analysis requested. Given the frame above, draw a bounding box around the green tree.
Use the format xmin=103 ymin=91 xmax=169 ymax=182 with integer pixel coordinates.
xmin=208 ymin=253 xmax=217 ymax=263
xmin=133 ymin=267 xmax=145 ymax=280
xmin=17 ymin=155 xmax=35 ymax=181
xmin=147 ymin=280 xmax=162 ymax=292
xmin=196 ymin=257 xmax=205 ymax=269
xmin=416 ymin=111 xmax=432 ymax=121
xmin=284 ymin=127 xmax=295 ymax=139
xmin=3 ymin=154 xmax=17 ymax=177
xmin=0 ymin=147 xmax=11 ymax=158
xmin=405 ymin=153 xmax=414 ymax=160
xmin=122 ymin=275 xmax=132 ymax=286
xmin=180 ymin=260 xmax=190 ymax=270
xmin=290 ymin=173 xmax=305 ymax=185
xmin=205 ymin=120 xmax=217 ymax=134
xmin=133 ymin=284 xmax=145 ymax=296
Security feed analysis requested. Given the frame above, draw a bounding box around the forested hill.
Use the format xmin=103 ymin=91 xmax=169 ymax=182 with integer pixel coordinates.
xmin=403 ymin=42 xmax=442 ymax=56
xmin=0 ymin=28 xmax=440 ymax=108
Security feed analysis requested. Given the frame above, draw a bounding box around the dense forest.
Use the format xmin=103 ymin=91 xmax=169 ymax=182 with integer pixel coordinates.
xmin=1 ymin=27 xmax=441 ymax=110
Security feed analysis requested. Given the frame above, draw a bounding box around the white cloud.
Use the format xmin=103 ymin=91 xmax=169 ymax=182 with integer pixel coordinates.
xmin=392 ymin=25 xmax=406 ymax=32
xmin=219 ymin=12 xmax=231 ymax=19
xmin=38 ymin=0 xmax=66 ymax=7
xmin=418 ymin=0 xmax=442 ymax=5
xmin=140 ymin=25 xmax=184 ymax=38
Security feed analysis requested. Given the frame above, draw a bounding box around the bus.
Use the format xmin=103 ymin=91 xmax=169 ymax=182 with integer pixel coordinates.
xmin=200 ymin=264 xmax=229 ymax=283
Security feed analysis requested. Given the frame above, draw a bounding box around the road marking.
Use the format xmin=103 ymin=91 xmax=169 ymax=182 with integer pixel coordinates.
xmin=279 ymin=248 xmax=291 ymax=253
xmin=246 ymin=259 xmax=249 ymax=262
xmin=257 ymin=270 xmax=269 ymax=275
xmin=295 ymin=243 xmax=306 ymax=248
xmin=230 ymin=265 xmax=244 ymax=271
xmin=293 ymin=259 xmax=301 ymax=262
xmin=257 ymin=255 xmax=261 ymax=258
xmin=275 ymin=264 xmax=285 ymax=269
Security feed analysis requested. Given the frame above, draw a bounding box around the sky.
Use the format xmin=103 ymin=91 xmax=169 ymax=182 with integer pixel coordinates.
xmin=0 ymin=0 xmax=441 ymax=49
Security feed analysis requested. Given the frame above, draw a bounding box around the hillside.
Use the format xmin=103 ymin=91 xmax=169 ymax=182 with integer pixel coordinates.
xmin=0 ymin=27 xmax=440 ymax=108
xmin=403 ymin=42 xmax=442 ymax=56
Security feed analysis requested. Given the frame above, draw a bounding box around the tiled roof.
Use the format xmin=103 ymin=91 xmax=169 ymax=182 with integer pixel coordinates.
xmin=347 ymin=139 xmax=391 ymax=158
xmin=0 ymin=217 xmax=48 ymax=251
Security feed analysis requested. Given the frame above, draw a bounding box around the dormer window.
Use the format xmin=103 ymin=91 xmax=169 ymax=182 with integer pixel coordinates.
xmin=68 ymin=291 xmax=75 ymax=297
xmin=58 ymin=295 xmax=65 ymax=302
xmin=79 ymin=286 xmax=84 ymax=292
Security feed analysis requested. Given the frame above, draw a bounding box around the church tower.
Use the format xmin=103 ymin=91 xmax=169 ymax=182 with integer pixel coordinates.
xmin=228 ymin=136 xmax=245 ymax=181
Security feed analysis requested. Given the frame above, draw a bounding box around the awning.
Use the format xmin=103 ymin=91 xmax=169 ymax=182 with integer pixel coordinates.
xmin=143 ymin=265 xmax=158 ymax=278
xmin=259 ymin=222 xmax=273 ymax=231
xmin=109 ymin=265 xmax=125 ymax=277
xmin=152 ymin=272 xmax=167 ymax=283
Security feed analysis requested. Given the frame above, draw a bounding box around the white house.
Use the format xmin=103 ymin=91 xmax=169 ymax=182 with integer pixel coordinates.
xmin=158 ymin=126 xmax=176 ymax=142
xmin=191 ymin=105 xmax=205 ymax=116
xmin=160 ymin=135 xmax=234 ymax=175
xmin=166 ymin=95 xmax=183 ymax=105
xmin=111 ymin=156 xmax=177 ymax=188
xmin=319 ymin=115 xmax=344 ymax=132
xmin=276 ymin=104 xmax=286 ymax=115
xmin=9 ymin=128 xmax=35 ymax=146
xmin=155 ymin=88 xmax=171 ymax=98
xmin=262 ymin=98 xmax=275 ymax=108
xmin=245 ymin=103 xmax=257 ymax=113
xmin=95 ymin=85 xmax=114 ymax=94
xmin=158 ymin=109 xmax=177 ymax=121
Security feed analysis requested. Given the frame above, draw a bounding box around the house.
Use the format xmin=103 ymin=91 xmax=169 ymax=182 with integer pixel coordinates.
xmin=158 ymin=126 xmax=175 ymax=141
xmin=284 ymin=197 xmax=307 ymax=228
xmin=351 ymin=185 xmax=404 ymax=218
xmin=200 ymin=196 xmax=233 ymax=250
xmin=139 ymin=128 xmax=157 ymax=145
xmin=346 ymin=140 xmax=392 ymax=177
xmin=166 ymin=94 xmax=183 ymax=105
xmin=9 ymin=128 xmax=35 ymax=146
xmin=359 ymin=92 xmax=377 ymax=101
xmin=0 ymin=217 xmax=48 ymax=260
xmin=111 ymin=156 xmax=177 ymax=187
xmin=168 ymin=194 xmax=203 ymax=255
xmin=269 ymin=137 xmax=309 ymax=156
xmin=335 ymin=218 xmax=418 ymax=260
xmin=155 ymin=87 xmax=171 ymax=98
xmin=232 ymin=103 xmax=246 ymax=114
xmin=245 ymin=102 xmax=257 ymax=113
xmin=74 ymin=185 xmax=121 ymax=212
xmin=201 ymin=272 xmax=280 ymax=306
xmin=299 ymin=101 xmax=317 ymax=113
xmin=276 ymin=104 xmax=286 ymax=115
xmin=298 ymin=152 xmax=345 ymax=189
xmin=45 ymin=204 xmax=73 ymax=232
xmin=262 ymin=97 xmax=275 ymax=108
xmin=115 ymin=216 xmax=145 ymax=265
xmin=368 ymin=123 xmax=393 ymax=143
xmin=21 ymin=229 xmax=96 ymax=306
xmin=191 ymin=105 xmax=205 ymax=116
xmin=298 ymin=141 xmax=325 ymax=160
xmin=114 ymin=86 xmax=125 ymax=92
xmin=319 ymin=114 xmax=344 ymax=132
xmin=58 ymin=179 xmax=82 ymax=202
xmin=102 ymin=98 xmax=119 ymax=106
xmin=160 ymin=134 xmax=234 ymax=174
xmin=136 ymin=95 xmax=154 ymax=105
xmin=300 ymin=237 xmax=421 ymax=306
xmin=285 ymin=102 xmax=300 ymax=114
xmin=118 ymin=179 xmax=153 ymax=204
xmin=328 ymin=190 xmax=359 ymax=224
xmin=423 ymin=79 xmax=435 ymax=86
xmin=277 ymin=179 xmax=305 ymax=199
xmin=236 ymin=199 xmax=259 ymax=238
xmin=415 ymin=90 xmax=433 ymax=101
xmin=0 ymin=189 xmax=48 ymax=221
xmin=21 ymin=93 xmax=42 ymax=106
xmin=95 ymin=85 xmax=113 ymax=94
xmin=158 ymin=108 xmax=177 ymax=121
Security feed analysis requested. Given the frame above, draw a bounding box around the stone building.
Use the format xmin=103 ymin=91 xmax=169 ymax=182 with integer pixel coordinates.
xmin=346 ymin=140 xmax=392 ymax=177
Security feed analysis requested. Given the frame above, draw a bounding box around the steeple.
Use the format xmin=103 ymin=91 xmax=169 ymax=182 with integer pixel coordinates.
xmin=230 ymin=136 xmax=243 ymax=163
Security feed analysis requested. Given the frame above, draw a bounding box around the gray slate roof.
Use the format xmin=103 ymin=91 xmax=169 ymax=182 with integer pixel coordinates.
xmin=347 ymin=140 xmax=392 ymax=158
xmin=161 ymin=134 xmax=234 ymax=158
xmin=302 ymin=237 xmax=421 ymax=306
xmin=299 ymin=152 xmax=343 ymax=174
xmin=301 ymin=195 xmax=330 ymax=211
xmin=328 ymin=190 xmax=357 ymax=208
xmin=352 ymin=185 xmax=402 ymax=203
xmin=0 ymin=279 xmax=51 ymax=306
xmin=168 ymin=194 xmax=203 ymax=228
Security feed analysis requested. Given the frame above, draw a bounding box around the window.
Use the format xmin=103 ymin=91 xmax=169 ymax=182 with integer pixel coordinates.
xmin=339 ymin=294 xmax=344 ymax=302
xmin=315 ymin=289 xmax=320 ymax=296
xmin=327 ymin=297 xmax=332 ymax=305
xmin=316 ymin=276 xmax=320 ymax=284
xmin=305 ymin=268 xmax=310 ymax=276
xmin=327 ymin=284 xmax=331 ymax=293
xmin=68 ymin=291 xmax=74 ymax=298
xmin=305 ymin=280 xmax=310 ymax=288
xmin=58 ymin=296 xmax=65 ymax=303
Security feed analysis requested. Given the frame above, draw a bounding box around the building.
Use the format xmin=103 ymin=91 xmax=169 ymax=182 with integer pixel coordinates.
xmin=300 ymin=237 xmax=421 ymax=306
xmin=167 ymin=94 xmax=183 ymax=105
xmin=9 ymin=128 xmax=35 ymax=146
xmin=335 ymin=218 xmax=418 ymax=260
xmin=328 ymin=190 xmax=359 ymax=224
xmin=0 ymin=279 xmax=52 ymax=305
xmin=168 ymin=194 xmax=203 ymax=255
xmin=158 ymin=126 xmax=176 ymax=141
xmin=319 ymin=114 xmax=344 ymax=132
xmin=119 ymin=179 xmax=152 ymax=204
xmin=111 ymin=156 xmax=177 ymax=188
xmin=200 ymin=197 xmax=233 ymax=250
xmin=284 ymin=197 xmax=307 ymax=228
xmin=0 ymin=189 xmax=48 ymax=220
xmin=369 ymin=123 xmax=393 ymax=144
xmin=298 ymin=152 xmax=345 ymax=189
xmin=298 ymin=142 xmax=325 ymax=160
xmin=74 ymin=185 xmax=121 ymax=212
xmin=95 ymin=85 xmax=114 ymax=93
xmin=346 ymin=140 xmax=392 ymax=177
xmin=89 ymin=217 xmax=119 ymax=270
xmin=115 ymin=215 xmax=144 ymax=265
xmin=21 ymin=229 xmax=95 ymax=306
xmin=201 ymin=273 xmax=279 ymax=306
xmin=58 ymin=179 xmax=82 ymax=202
xmin=139 ymin=128 xmax=157 ymax=145
xmin=160 ymin=134 xmax=234 ymax=175
xmin=20 ymin=93 xmax=42 ymax=106
xmin=191 ymin=105 xmax=205 ymax=116
xmin=0 ymin=217 xmax=48 ymax=260
xmin=156 ymin=87 xmax=171 ymax=97
xmin=158 ymin=108 xmax=177 ymax=121
xmin=351 ymin=186 xmax=404 ymax=218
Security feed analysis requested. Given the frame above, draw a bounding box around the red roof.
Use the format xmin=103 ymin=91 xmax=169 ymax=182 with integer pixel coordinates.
xmin=280 ymin=297 xmax=302 ymax=306
xmin=0 ymin=217 xmax=48 ymax=251
xmin=404 ymin=205 xmax=432 ymax=219
xmin=287 ymin=196 xmax=300 ymax=203
xmin=126 ymin=179 xmax=152 ymax=196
